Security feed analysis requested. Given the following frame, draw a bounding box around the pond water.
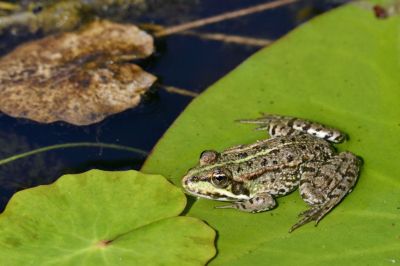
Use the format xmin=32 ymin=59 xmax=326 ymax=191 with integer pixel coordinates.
xmin=0 ymin=0 xmax=350 ymax=210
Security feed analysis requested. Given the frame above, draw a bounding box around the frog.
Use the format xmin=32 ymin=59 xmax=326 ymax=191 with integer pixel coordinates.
xmin=181 ymin=114 xmax=362 ymax=232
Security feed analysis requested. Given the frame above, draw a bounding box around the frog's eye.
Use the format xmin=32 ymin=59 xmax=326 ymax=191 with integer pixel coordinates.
xmin=211 ymin=169 xmax=231 ymax=188
xmin=199 ymin=150 xmax=219 ymax=166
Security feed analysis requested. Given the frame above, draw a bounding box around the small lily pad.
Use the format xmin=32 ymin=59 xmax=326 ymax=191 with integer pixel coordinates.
xmin=0 ymin=170 xmax=216 ymax=265
xmin=0 ymin=20 xmax=156 ymax=125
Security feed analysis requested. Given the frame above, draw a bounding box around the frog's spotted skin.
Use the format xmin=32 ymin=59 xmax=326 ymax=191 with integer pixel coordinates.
xmin=182 ymin=114 xmax=361 ymax=232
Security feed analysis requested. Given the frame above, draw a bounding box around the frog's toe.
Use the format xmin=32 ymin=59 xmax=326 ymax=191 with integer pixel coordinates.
xmin=290 ymin=208 xmax=322 ymax=232
xmin=297 ymin=207 xmax=316 ymax=218
xmin=315 ymin=210 xmax=330 ymax=224
xmin=289 ymin=216 xmax=314 ymax=233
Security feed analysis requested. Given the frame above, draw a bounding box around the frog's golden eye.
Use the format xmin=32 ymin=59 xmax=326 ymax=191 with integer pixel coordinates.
xmin=211 ymin=169 xmax=231 ymax=188
xmin=200 ymin=150 xmax=219 ymax=166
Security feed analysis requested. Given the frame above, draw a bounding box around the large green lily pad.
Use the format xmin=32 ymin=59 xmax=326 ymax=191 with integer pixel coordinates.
xmin=0 ymin=170 xmax=216 ymax=265
xmin=142 ymin=2 xmax=400 ymax=265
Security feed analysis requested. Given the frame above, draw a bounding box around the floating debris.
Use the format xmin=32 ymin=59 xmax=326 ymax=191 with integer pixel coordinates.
xmin=356 ymin=1 xmax=400 ymax=19
xmin=0 ymin=0 xmax=191 ymax=36
xmin=373 ymin=5 xmax=389 ymax=19
xmin=0 ymin=20 xmax=156 ymax=125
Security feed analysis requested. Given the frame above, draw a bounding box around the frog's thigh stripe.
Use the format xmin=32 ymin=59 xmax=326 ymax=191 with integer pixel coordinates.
xmin=291 ymin=120 xmax=345 ymax=143
xmin=268 ymin=122 xmax=303 ymax=138
xmin=239 ymin=114 xmax=346 ymax=143
xmin=262 ymin=114 xmax=346 ymax=143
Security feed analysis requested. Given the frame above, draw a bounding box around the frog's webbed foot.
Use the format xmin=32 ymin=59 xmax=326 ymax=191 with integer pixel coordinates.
xmin=238 ymin=114 xmax=347 ymax=143
xmin=290 ymin=152 xmax=361 ymax=233
xmin=216 ymin=193 xmax=276 ymax=213
xmin=289 ymin=205 xmax=328 ymax=233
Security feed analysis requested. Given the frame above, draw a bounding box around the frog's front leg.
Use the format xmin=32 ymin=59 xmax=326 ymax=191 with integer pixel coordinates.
xmin=238 ymin=114 xmax=346 ymax=143
xmin=216 ymin=192 xmax=276 ymax=213
xmin=290 ymin=152 xmax=361 ymax=232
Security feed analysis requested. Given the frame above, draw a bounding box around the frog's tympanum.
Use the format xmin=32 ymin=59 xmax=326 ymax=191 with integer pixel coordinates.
xmin=182 ymin=114 xmax=361 ymax=232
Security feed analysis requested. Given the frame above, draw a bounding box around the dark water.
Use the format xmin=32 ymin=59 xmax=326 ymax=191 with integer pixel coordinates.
xmin=0 ymin=0 xmax=349 ymax=210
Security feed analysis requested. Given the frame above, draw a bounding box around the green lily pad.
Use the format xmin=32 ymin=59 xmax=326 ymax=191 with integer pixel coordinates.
xmin=142 ymin=2 xmax=400 ymax=265
xmin=0 ymin=170 xmax=216 ymax=265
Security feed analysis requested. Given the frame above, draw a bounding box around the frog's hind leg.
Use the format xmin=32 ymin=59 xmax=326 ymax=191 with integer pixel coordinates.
xmin=290 ymin=152 xmax=361 ymax=232
xmin=238 ymin=114 xmax=346 ymax=143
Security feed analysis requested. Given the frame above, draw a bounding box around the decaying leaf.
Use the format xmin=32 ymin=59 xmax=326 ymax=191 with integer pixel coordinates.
xmin=0 ymin=20 xmax=156 ymax=125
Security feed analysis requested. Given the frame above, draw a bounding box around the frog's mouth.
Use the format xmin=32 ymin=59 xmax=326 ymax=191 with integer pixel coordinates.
xmin=182 ymin=183 xmax=250 ymax=202
xmin=183 ymin=189 xmax=237 ymax=201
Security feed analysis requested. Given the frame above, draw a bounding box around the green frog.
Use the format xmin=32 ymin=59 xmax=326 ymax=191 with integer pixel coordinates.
xmin=181 ymin=114 xmax=362 ymax=232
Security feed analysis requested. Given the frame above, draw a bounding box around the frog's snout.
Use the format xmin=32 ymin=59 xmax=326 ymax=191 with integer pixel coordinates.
xmin=181 ymin=174 xmax=190 ymax=188
xmin=181 ymin=173 xmax=197 ymax=190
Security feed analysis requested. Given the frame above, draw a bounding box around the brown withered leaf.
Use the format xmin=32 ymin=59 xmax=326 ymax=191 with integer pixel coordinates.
xmin=0 ymin=20 xmax=156 ymax=125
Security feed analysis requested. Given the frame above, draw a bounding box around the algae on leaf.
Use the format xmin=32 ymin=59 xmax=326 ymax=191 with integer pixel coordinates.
xmin=142 ymin=2 xmax=400 ymax=265
xmin=0 ymin=170 xmax=216 ymax=265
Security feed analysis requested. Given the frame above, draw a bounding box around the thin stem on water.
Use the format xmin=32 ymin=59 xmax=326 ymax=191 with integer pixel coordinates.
xmin=0 ymin=142 xmax=148 ymax=166
xmin=154 ymin=0 xmax=298 ymax=37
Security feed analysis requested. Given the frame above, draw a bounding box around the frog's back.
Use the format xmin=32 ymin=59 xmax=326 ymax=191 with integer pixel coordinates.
xmin=220 ymin=134 xmax=334 ymax=182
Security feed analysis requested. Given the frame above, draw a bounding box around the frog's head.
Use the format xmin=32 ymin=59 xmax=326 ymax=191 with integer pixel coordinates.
xmin=182 ymin=150 xmax=250 ymax=201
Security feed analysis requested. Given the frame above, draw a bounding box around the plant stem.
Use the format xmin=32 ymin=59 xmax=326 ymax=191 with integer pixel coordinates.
xmin=178 ymin=31 xmax=272 ymax=47
xmin=0 ymin=142 xmax=148 ymax=166
xmin=154 ymin=0 xmax=298 ymax=37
